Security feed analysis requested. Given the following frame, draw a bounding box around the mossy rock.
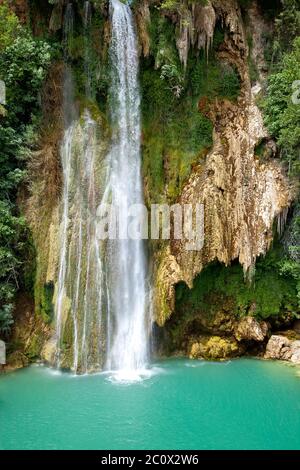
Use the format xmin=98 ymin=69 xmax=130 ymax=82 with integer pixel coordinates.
xmin=25 ymin=333 xmax=44 ymax=360
xmin=189 ymin=336 xmax=241 ymax=360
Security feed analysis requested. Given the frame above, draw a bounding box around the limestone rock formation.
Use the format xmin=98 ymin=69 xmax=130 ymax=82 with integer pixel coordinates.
xmin=0 ymin=340 xmax=5 ymax=365
xmin=234 ymin=316 xmax=268 ymax=342
xmin=153 ymin=0 xmax=294 ymax=326
xmin=175 ymin=1 xmax=216 ymax=68
xmin=4 ymin=0 xmax=297 ymax=370
xmin=4 ymin=351 xmax=29 ymax=371
xmin=5 ymin=294 xmax=51 ymax=371
xmin=264 ymin=335 xmax=300 ymax=364
xmin=135 ymin=0 xmax=151 ymax=57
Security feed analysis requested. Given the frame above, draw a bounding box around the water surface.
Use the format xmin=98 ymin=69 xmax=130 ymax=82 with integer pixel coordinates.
xmin=0 ymin=359 xmax=300 ymax=450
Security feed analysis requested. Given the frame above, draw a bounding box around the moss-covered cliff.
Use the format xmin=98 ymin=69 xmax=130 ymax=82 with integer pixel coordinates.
xmin=0 ymin=0 xmax=299 ymax=369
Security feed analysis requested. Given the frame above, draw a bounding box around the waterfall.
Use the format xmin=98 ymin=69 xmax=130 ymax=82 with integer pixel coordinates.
xmin=55 ymin=2 xmax=76 ymax=370
xmin=63 ymin=3 xmax=74 ymax=60
xmin=54 ymin=2 xmax=104 ymax=373
xmin=104 ymin=0 xmax=150 ymax=377
xmin=54 ymin=0 xmax=150 ymax=377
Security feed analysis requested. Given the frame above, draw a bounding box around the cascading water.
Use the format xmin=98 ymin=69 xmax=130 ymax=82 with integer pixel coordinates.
xmin=55 ymin=2 xmax=76 ymax=370
xmin=54 ymin=0 xmax=150 ymax=377
xmin=104 ymin=0 xmax=150 ymax=378
xmin=55 ymin=2 xmax=104 ymax=373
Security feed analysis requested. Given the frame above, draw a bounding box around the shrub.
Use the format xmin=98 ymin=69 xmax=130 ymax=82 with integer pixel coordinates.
xmin=0 ymin=5 xmax=52 ymax=326
xmin=0 ymin=304 xmax=14 ymax=336
xmin=264 ymin=37 xmax=300 ymax=175
xmin=175 ymin=246 xmax=299 ymax=321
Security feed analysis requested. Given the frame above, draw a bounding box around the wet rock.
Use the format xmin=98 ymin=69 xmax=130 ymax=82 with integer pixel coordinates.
xmin=41 ymin=337 xmax=57 ymax=365
xmin=154 ymin=77 xmax=292 ymax=327
xmin=0 ymin=340 xmax=6 ymax=365
xmin=290 ymin=341 xmax=300 ymax=365
xmin=49 ymin=3 xmax=63 ymax=33
xmin=234 ymin=316 xmax=268 ymax=342
xmin=7 ymin=294 xmax=51 ymax=371
xmin=5 ymin=351 xmax=29 ymax=371
xmin=135 ymin=0 xmax=151 ymax=57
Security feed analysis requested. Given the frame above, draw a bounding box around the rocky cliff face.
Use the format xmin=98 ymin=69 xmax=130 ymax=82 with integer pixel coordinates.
xmin=153 ymin=0 xmax=294 ymax=327
xmin=4 ymin=0 xmax=298 ymax=370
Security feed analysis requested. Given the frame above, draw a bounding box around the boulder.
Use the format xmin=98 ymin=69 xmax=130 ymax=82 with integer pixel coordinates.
xmin=264 ymin=335 xmax=293 ymax=361
xmin=0 ymin=340 xmax=6 ymax=365
xmin=6 ymin=351 xmax=29 ymax=371
xmin=290 ymin=341 xmax=300 ymax=365
xmin=41 ymin=337 xmax=57 ymax=365
xmin=234 ymin=316 xmax=268 ymax=342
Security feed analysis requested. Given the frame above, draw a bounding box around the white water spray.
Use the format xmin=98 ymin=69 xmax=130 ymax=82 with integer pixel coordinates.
xmin=54 ymin=0 xmax=150 ymax=376
xmin=105 ymin=0 xmax=150 ymax=377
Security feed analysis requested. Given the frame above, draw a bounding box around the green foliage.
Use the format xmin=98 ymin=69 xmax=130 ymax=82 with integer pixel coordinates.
xmin=141 ymin=61 xmax=213 ymax=201
xmin=279 ymin=259 xmax=300 ymax=304
xmin=141 ymin=8 xmax=241 ymax=203
xmin=40 ymin=282 xmax=54 ymax=323
xmin=176 ymin=246 xmax=299 ymax=320
xmin=279 ymin=204 xmax=300 ymax=304
xmin=0 ymin=7 xmax=52 ymax=329
xmin=1 ymin=33 xmax=52 ymax=125
xmin=261 ymin=0 xmax=300 ymax=70
xmin=264 ymin=37 xmax=300 ymax=175
xmin=238 ymin=0 xmax=252 ymax=8
xmin=160 ymin=0 xmax=207 ymax=10
xmin=285 ymin=206 xmax=300 ymax=262
xmin=189 ymin=52 xmax=241 ymax=101
xmin=0 ymin=2 xmax=20 ymax=51
xmin=65 ymin=5 xmax=108 ymax=105
xmin=0 ymin=304 xmax=14 ymax=335
xmin=274 ymin=0 xmax=300 ymax=57
xmin=148 ymin=10 xmax=183 ymax=97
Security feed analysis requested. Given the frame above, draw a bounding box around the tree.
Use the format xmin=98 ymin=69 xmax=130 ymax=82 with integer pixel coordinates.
xmin=264 ymin=37 xmax=300 ymax=175
xmin=0 ymin=3 xmax=52 ymax=334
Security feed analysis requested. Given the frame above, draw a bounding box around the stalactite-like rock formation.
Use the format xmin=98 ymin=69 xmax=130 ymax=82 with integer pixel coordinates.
xmin=6 ymin=0 xmax=297 ymax=368
xmin=135 ymin=0 xmax=151 ymax=57
xmin=153 ymin=0 xmax=294 ymax=326
xmin=175 ymin=1 xmax=216 ymax=68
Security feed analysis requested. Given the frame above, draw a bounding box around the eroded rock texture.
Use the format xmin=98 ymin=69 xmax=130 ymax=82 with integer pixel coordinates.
xmin=265 ymin=335 xmax=300 ymax=364
xmin=154 ymin=0 xmax=294 ymax=326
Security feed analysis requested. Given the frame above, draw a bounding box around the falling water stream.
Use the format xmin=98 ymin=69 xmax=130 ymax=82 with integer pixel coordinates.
xmin=104 ymin=0 xmax=149 ymax=378
xmin=54 ymin=0 xmax=149 ymax=377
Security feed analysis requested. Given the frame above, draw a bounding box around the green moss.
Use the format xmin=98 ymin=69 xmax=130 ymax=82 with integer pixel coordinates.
xmin=188 ymin=52 xmax=241 ymax=102
xmin=66 ymin=3 xmax=109 ymax=105
xmin=39 ymin=282 xmax=54 ymax=324
xmin=141 ymin=54 xmax=214 ymax=202
xmin=25 ymin=334 xmax=43 ymax=360
xmin=176 ymin=245 xmax=299 ymax=321
xmin=62 ymin=313 xmax=74 ymax=350
xmin=254 ymin=140 xmax=266 ymax=158
xmin=141 ymin=9 xmax=241 ymax=203
xmin=21 ymin=232 xmax=37 ymax=296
